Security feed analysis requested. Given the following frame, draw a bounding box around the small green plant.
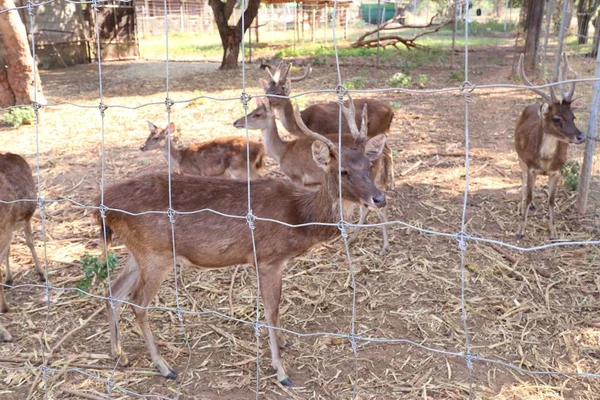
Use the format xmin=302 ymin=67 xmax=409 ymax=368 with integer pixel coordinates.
xmin=390 ymin=102 xmax=402 ymax=110
xmin=416 ymin=74 xmax=428 ymax=87
xmin=293 ymin=96 xmax=309 ymax=110
xmin=311 ymin=54 xmax=327 ymax=66
xmin=188 ymin=89 xmax=206 ymax=107
xmin=77 ymin=253 xmax=118 ymax=292
xmin=345 ymin=76 xmax=368 ymax=90
xmin=511 ymin=73 xmax=522 ymax=84
xmin=388 ymin=72 xmax=411 ymax=88
xmin=561 ymin=160 xmax=580 ymax=191
xmin=3 ymin=106 xmax=35 ymax=128
xmin=448 ymin=70 xmax=464 ymax=82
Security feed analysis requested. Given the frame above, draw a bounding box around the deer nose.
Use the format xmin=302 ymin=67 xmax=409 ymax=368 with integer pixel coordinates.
xmin=576 ymin=134 xmax=586 ymax=143
xmin=372 ymin=193 xmax=386 ymax=208
xmin=140 ymin=145 xmax=146 ymax=151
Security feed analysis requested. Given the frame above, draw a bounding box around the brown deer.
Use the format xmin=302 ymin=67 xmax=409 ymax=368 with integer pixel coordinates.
xmin=260 ymin=62 xmax=396 ymax=189
xmin=0 ymin=153 xmax=44 ymax=315
xmin=97 ymin=98 xmax=387 ymax=386
xmin=515 ymin=53 xmax=585 ymax=239
xmin=233 ymin=96 xmax=389 ymax=254
xmin=141 ymin=121 xmax=264 ymax=179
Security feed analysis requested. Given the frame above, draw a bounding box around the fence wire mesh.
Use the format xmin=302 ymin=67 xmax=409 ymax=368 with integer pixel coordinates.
xmin=1 ymin=0 xmax=600 ymax=399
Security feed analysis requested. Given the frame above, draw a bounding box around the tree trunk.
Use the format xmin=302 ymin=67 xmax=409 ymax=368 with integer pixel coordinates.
xmin=209 ymin=0 xmax=260 ymax=70
xmin=0 ymin=0 xmax=45 ymax=106
xmin=577 ymin=0 xmax=591 ymax=44
xmin=592 ymin=15 xmax=600 ymax=57
xmin=524 ymin=0 xmax=545 ymax=68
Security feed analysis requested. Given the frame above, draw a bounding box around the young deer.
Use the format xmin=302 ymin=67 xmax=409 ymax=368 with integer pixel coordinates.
xmin=515 ymin=54 xmax=585 ymax=239
xmin=0 ymin=153 xmax=44 ymax=315
xmin=233 ymin=96 xmax=389 ymax=254
xmin=260 ymin=62 xmax=396 ymax=189
xmin=97 ymin=98 xmax=387 ymax=386
xmin=141 ymin=121 xmax=264 ymax=179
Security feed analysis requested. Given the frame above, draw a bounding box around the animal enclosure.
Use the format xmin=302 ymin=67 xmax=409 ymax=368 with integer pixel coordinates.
xmin=1 ymin=1 xmax=600 ymax=400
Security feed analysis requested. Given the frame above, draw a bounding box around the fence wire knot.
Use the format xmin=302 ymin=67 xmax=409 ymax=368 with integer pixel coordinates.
xmin=463 ymin=352 xmax=474 ymax=370
xmin=456 ymin=231 xmax=468 ymax=251
xmin=40 ymin=364 xmax=49 ymax=380
xmin=92 ymin=0 xmax=99 ymax=12
xmin=246 ymin=211 xmax=256 ymax=231
xmin=107 ymin=295 xmax=116 ymax=311
xmin=254 ymin=322 xmax=261 ymax=339
xmin=26 ymin=0 xmax=34 ymax=16
xmin=98 ymin=102 xmax=108 ymax=117
xmin=348 ymin=334 xmax=358 ymax=355
xmin=166 ymin=208 xmax=176 ymax=224
xmin=105 ymin=379 xmax=114 ymax=394
xmin=165 ymin=97 xmax=174 ymax=113
xmin=175 ymin=307 xmax=184 ymax=323
xmin=459 ymin=81 xmax=475 ymax=102
xmin=32 ymin=102 xmax=42 ymax=116
xmin=37 ymin=196 xmax=45 ymax=211
xmin=240 ymin=92 xmax=252 ymax=111
xmin=98 ymin=204 xmax=108 ymax=219
xmin=337 ymin=220 xmax=350 ymax=239
xmin=335 ymin=85 xmax=348 ymax=104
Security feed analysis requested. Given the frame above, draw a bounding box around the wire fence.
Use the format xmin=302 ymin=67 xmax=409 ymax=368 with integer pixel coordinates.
xmin=1 ymin=0 xmax=600 ymax=398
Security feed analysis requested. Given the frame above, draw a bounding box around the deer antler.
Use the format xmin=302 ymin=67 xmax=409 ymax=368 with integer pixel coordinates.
xmin=518 ymin=54 xmax=557 ymax=103
xmin=340 ymin=94 xmax=368 ymax=143
xmin=292 ymin=104 xmax=337 ymax=153
xmin=560 ymin=53 xmax=577 ymax=102
xmin=289 ymin=64 xmax=312 ymax=82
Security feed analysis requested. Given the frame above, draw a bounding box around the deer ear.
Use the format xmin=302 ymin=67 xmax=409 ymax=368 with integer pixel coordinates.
xmin=284 ymin=79 xmax=291 ymax=95
xmin=255 ymin=97 xmax=264 ymax=107
xmin=364 ymin=134 xmax=387 ymax=161
xmin=538 ymin=103 xmax=549 ymax=118
xmin=259 ymin=78 xmax=270 ymax=91
xmin=148 ymin=121 xmax=157 ymax=132
xmin=168 ymin=122 xmax=175 ymax=133
xmin=311 ymin=140 xmax=331 ymax=170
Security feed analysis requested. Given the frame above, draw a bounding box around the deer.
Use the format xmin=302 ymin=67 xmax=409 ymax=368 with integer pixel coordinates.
xmin=0 ymin=153 xmax=44 ymax=315
xmin=96 ymin=97 xmax=387 ymax=386
xmin=260 ymin=61 xmax=396 ymax=189
xmin=515 ymin=53 xmax=586 ymax=240
xmin=141 ymin=121 xmax=264 ymax=180
xmin=233 ymin=96 xmax=389 ymax=254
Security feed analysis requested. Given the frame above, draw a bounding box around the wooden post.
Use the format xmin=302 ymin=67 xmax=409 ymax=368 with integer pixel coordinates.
xmin=312 ymin=7 xmax=316 ymax=43
xmin=577 ymin=48 xmax=600 ymax=213
xmin=324 ymin=3 xmax=328 ymax=44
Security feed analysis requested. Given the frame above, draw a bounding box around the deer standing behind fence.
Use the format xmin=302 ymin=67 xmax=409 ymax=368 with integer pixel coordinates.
xmin=0 ymin=153 xmax=44 ymax=324
xmin=141 ymin=121 xmax=264 ymax=179
xmin=96 ymin=97 xmax=387 ymax=386
xmin=234 ymin=96 xmax=389 ymax=254
xmin=260 ymin=62 xmax=396 ymax=189
xmin=515 ymin=54 xmax=586 ymax=239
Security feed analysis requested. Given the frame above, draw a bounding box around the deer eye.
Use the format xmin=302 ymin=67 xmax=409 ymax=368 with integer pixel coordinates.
xmin=340 ymin=170 xmax=350 ymax=179
xmin=552 ymin=117 xmax=562 ymax=124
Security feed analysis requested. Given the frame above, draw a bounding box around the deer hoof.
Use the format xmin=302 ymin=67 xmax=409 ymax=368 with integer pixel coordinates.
xmin=515 ymin=233 xmax=524 ymax=240
xmin=279 ymin=377 xmax=293 ymax=387
xmin=117 ymin=353 xmax=130 ymax=367
xmin=4 ymin=278 xmax=13 ymax=286
xmin=0 ymin=305 xmax=9 ymax=314
xmin=529 ymin=204 xmax=536 ymax=211
xmin=164 ymin=369 xmax=178 ymax=380
xmin=0 ymin=328 xmax=12 ymax=342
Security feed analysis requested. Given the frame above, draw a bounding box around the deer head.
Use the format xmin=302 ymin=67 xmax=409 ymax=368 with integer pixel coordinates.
xmin=518 ymin=54 xmax=585 ymax=145
xmin=232 ymin=97 xmax=271 ymax=130
xmin=140 ymin=121 xmax=176 ymax=151
xmin=259 ymin=62 xmax=311 ymax=108
xmin=292 ymin=95 xmax=387 ymax=209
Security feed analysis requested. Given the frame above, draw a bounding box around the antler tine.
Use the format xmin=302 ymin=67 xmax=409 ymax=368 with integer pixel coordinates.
xmin=340 ymin=94 xmax=365 ymax=141
xmin=359 ymin=103 xmax=368 ymax=139
xmin=265 ymin=64 xmax=276 ymax=82
xmin=292 ymin=104 xmax=337 ymax=151
xmin=279 ymin=63 xmax=292 ymax=84
xmin=272 ymin=61 xmax=284 ymax=83
xmin=562 ymin=53 xmax=577 ymax=102
xmin=289 ymin=64 xmax=312 ymax=82
xmin=518 ymin=54 xmax=553 ymax=103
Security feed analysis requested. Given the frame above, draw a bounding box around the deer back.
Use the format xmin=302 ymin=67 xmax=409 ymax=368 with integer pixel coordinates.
xmin=0 ymin=153 xmax=36 ymax=230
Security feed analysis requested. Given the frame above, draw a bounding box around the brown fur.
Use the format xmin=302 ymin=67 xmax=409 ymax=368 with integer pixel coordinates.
xmin=97 ymin=119 xmax=386 ymax=384
xmin=0 ymin=153 xmax=43 ymax=316
xmin=141 ymin=122 xmax=264 ymax=179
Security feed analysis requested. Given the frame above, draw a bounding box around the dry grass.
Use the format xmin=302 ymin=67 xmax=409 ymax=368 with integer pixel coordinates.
xmin=0 ymin=47 xmax=599 ymax=399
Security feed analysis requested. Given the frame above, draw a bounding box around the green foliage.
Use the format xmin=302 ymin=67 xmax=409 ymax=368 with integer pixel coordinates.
xmin=77 ymin=253 xmax=118 ymax=293
xmin=448 ymin=69 xmax=464 ymax=82
xmin=390 ymin=102 xmax=402 ymax=110
xmin=388 ymin=72 xmax=412 ymax=88
xmin=561 ymin=160 xmax=580 ymax=191
xmin=292 ymin=96 xmax=309 ymax=110
xmin=188 ymin=89 xmax=206 ymax=107
xmin=345 ymin=75 xmax=369 ymax=90
xmin=3 ymin=107 xmax=35 ymax=128
xmin=510 ymin=73 xmax=522 ymax=84
xmin=416 ymin=74 xmax=428 ymax=87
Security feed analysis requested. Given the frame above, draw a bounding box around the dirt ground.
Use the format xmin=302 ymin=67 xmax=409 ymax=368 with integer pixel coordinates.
xmin=1 ymin=46 xmax=600 ymax=400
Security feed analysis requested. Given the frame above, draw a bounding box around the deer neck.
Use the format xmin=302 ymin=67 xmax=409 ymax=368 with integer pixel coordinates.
xmin=261 ymin=115 xmax=287 ymax=163
xmin=275 ymin=100 xmax=305 ymax=137
xmin=161 ymin=137 xmax=182 ymax=171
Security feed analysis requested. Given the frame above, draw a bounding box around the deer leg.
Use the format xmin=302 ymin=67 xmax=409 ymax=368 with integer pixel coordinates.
xmin=107 ymin=253 xmax=139 ymax=368
xmin=4 ymin=245 xmax=11 ymax=286
xmin=547 ymin=173 xmax=560 ymax=240
xmin=129 ymin=257 xmax=176 ymax=379
xmin=516 ymin=169 xmax=536 ymax=239
xmin=375 ymin=208 xmax=389 ymax=256
xmin=258 ymin=262 xmax=291 ymax=386
xmin=348 ymin=206 xmax=369 ymax=245
xmin=0 ymin=235 xmax=12 ymax=313
xmin=23 ymin=220 xmax=44 ymax=281
xmin=0 ymin=323 xmax=11 ymax=342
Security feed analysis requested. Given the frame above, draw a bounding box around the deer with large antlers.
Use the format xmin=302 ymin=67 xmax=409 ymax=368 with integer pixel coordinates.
xmin=141 ymin=121 xmax=264 ymax=179
xmin=233 ymin=96 xmax=389 ymax=254
xmin=0 ymin=153 xmax=44 ymax=316
xmin=260 ymin=62 xmax=396 ymax=189
xmin=515 ymin=54 xmax=585 ymax=239
xmin=97 ymin=97 xmax=387 ymax=386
